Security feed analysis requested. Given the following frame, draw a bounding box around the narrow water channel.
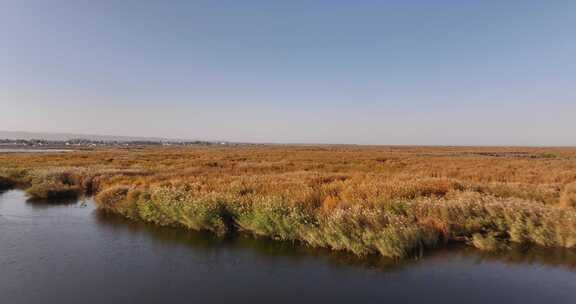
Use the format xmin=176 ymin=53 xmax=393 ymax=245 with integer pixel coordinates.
xmin=1 ymin=190 xmax=576 ymax=304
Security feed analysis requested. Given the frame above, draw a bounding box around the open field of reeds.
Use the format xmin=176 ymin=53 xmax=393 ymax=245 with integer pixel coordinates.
xmin=2 ymin=145 xmax=576 ymax=258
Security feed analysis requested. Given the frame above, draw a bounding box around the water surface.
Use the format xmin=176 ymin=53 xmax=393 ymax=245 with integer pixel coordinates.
xmin=1 ymin=190 xmax=576 ymax=304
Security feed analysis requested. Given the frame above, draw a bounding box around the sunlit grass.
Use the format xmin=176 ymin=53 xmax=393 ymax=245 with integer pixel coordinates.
xmin=1 ymin=145 xmax=576 ymax=258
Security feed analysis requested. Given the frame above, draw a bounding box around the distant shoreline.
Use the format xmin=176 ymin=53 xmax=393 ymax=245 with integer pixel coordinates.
xmin=0 ymin=148 xmax=73 ymax=153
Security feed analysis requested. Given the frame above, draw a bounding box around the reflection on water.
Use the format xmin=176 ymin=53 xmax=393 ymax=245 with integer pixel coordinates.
xmin=2 ymin=189 xmax=576 ymax=304
xmin=94 ymin=209 xmax=576 ymax=272
xmin=25 ymin=196 xmax=81 ymax=209
xmin=462 ymin=244 xmax=576 ymax=270
xmin=95 ymin=210 xmax=409 ymax=272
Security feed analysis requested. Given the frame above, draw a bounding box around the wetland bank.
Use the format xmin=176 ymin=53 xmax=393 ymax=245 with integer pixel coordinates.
xmin=2 ymin=146 xmax=576 ymax=303
xmin=1 ymin=146 xmax=576 ymax=259
xmin=2 ymin=189 xmax=576 ymax=303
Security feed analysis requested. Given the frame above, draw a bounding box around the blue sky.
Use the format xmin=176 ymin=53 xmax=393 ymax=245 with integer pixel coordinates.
xmin=1 ymin=1 xmax=575 ymax=145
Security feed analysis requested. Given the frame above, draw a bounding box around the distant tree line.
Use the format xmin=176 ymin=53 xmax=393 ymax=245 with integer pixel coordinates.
xmin=0 ymin=138 xmax=231 ymax=147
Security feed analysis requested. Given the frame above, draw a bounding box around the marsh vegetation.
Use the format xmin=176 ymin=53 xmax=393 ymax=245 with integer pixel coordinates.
xmin=3 ymin=188 xmax=575 ymax=303
xmin=1 ymin=145 xmax=576 ymax=258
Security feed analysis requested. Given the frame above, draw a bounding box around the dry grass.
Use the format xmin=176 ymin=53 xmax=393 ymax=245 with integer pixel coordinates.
xmin=471 ymin=233 xmax=501 ymax=251
xmin=1 ymin=145 xmax=576 ymax=258
xmin=560 ymin=183 xmax=576 ymax=209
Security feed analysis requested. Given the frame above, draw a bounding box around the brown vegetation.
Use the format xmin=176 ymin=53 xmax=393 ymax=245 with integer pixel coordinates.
xmin=1 ymin=145 xmax=576 ymax=258
xmin=560 ymin=183 xmax=576 ymax=209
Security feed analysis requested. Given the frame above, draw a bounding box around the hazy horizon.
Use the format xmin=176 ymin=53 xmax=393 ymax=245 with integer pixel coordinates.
xmin=2 ymin=1 xmax=575 ymax=146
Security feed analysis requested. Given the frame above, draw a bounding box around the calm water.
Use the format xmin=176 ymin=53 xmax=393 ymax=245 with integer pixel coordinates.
xmin=1 ymin=190 xmax=576 ymax=304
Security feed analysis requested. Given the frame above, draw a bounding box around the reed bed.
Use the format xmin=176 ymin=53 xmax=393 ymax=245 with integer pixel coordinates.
xmin=1 ymin=145 xmax=576 ymax=258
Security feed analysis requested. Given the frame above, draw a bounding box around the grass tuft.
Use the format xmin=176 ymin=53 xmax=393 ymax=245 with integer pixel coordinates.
xmin=471 ymin=233 xmax=502 ymax=251
xmin=559 ymin=183 xmax=576 ymax=209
